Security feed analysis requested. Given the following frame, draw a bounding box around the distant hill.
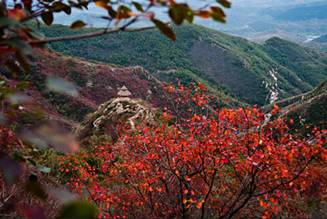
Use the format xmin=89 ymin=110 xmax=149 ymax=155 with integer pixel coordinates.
xmin=269 ymin=2 xmax=327 ymax=21
xmin=307 ymin=34 xmax=327 ymax=52
xmin=38 ymin=24 xmax=327 ymax=105
xmin=313 ymin=34 xmax=327 ymax=43
xmin=263 ymin=37 xmax=327 ymax=86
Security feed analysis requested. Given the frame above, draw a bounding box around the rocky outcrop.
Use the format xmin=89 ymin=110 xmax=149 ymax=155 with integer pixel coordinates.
xmin=76 ymin=96 xmax=157 ymax=145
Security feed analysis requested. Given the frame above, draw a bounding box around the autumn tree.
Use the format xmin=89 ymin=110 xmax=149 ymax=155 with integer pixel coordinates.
xmin=1 ymin=1 xmax=327 ymax=218
xmin=0 ymin=1 xmax=235 ymax=217
xmin=57 ymin=84 xmax=327 ymax=219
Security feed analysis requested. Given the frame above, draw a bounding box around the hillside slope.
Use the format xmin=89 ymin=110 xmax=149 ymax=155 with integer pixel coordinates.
xmin=263 ymin=37 xmax=327 ymax=86
xmin=284 ymin=80 xmax=326 ymax=129
xmin=1 ymin=49 xmax=175 ymax=128
xmin=264 ymin=80 xmax=327 ymax=130
xmin=39 ymin=24 xmax=327 ymax=105
xmin=2 ymin=48 xmax=240 ymax=129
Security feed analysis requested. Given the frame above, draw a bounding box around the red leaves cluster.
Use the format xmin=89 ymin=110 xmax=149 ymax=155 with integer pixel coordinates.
xmin=58 ymin=85 xmax=327 ymax=218
xmin=163 ymin=82 xmax=209 ymax=107
xmin=162 ymin=82 xmax=212 ymax=120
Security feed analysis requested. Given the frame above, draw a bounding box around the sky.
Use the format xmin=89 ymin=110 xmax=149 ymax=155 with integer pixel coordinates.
xmin=6 ymin=0 xmax=325 ymax=40
xmin=52 ymin=0 xmax=326 ymax=25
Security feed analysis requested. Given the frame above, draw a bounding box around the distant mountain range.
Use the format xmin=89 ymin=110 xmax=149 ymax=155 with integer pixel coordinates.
xmin=39 ymin=24 xmax=327 ymax=105
xmin=313 ymin=34 xmax=327 ymax=43
xmin=268 ymin=1 xmax=327 ymax=21
xmin=50 ymin=0 xmax=327 ymax=43
xmin=237 ymin=1 xmax=327 ymax=42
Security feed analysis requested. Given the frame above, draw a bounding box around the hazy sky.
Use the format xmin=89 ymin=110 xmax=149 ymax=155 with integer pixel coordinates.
xmin=49 ymin=0 xmax=327 ymax=31
xmin=233 ymin=0 xmax=323 ymax=6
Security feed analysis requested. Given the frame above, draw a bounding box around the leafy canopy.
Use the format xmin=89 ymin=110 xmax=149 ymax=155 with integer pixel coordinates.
xmin=58 ymin=83 xmax=327 ymax=218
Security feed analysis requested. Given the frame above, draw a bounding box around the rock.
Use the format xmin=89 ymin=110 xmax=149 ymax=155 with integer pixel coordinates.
xmin=76 ymin=97 xmax=157 ymax=145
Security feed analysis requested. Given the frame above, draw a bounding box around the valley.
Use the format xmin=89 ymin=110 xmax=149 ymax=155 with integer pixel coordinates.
xmin=3 ymin=23 xmax=323 ymax=133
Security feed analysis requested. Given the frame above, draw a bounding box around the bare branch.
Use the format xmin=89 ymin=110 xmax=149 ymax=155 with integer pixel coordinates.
xmin=253 ymin=157 xmax=314 ymax=197
xmin=28 ymin=24 xmax=157 ymax=45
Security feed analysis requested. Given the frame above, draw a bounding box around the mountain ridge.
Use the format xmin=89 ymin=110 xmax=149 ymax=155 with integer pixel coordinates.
xmin=38 ymin=24 xmax=327 ymax=105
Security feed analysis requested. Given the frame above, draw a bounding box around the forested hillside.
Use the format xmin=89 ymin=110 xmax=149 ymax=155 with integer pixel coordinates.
xmin=263 ymin=37 xmax=327 ymax=85
xmin=40 ymin=24 xmax=327 ymax=105
xmin=264 ymin=80 xmax=327 ymax=130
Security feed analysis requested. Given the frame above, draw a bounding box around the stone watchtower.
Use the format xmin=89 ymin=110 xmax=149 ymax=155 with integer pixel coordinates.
xmin=117 ymin=85 xmax=132 ymax=97
xmin=76 ymin=84 xmax=157 ymax=145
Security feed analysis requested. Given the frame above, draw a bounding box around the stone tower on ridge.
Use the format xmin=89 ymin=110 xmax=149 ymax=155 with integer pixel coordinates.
xmin=117 ymin=85 xmax=132 ymax=97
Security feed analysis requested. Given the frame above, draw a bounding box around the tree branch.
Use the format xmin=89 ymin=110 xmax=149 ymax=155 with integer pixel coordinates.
xmin=201 ymin=169 xmax=217 ymax=219
xmin=28 ymin=24 xmax=157 ymax=45
xmin=253 ymin=157 xmax=314 ymax=197
xmin=27 ymin=2 xmax=157 ymax=45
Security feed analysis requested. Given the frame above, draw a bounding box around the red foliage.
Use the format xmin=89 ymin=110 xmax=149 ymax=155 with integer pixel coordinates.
xmin=58 ymin=84 xmax=327 ymax=218
xmin=0 ymin=127 xmax=59 ymax=219
xmin=33 ymin=48 xmax=172 ymax=109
